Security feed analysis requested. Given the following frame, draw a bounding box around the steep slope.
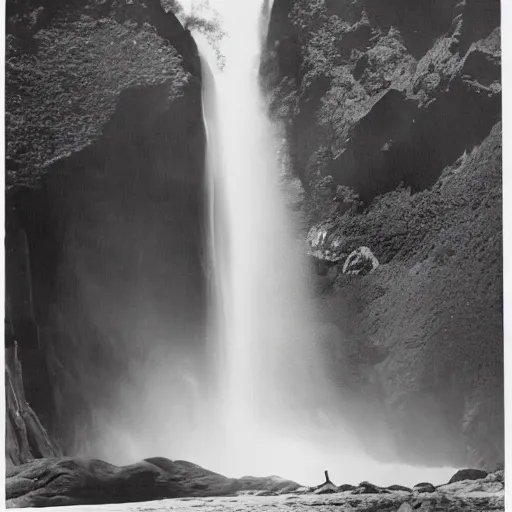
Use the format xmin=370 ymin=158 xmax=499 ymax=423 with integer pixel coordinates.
xmin=5 ymin=0 xmax=206 ymax=463
xmin=262 ymin=0 xmax=502 ymax=469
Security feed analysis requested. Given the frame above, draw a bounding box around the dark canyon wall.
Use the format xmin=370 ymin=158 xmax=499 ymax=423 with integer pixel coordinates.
xmin=262 ymin=0 xmax=503 ymax=469
xmin=5 ymin=0 xmax=206 ymax=466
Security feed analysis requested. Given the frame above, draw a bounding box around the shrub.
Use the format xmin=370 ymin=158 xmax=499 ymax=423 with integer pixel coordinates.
xmin=317 ymin=66 xmax=368 ymax=156
xmin=165 ymin=0 xmax=226 ymax=68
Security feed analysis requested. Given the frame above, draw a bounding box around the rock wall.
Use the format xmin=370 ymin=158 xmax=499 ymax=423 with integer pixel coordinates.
xmin=262 ymin=0 xmax=503 ymax=468
xmin=5 ymin=341 xmax=61 ymax=471
xmin=5 ymin=0 xmax=206 ymax=462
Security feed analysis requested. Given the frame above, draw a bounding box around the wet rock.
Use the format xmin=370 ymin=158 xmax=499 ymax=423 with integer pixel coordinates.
xmin=413 ymin=482 xmax=436 ymax=493
xmin=290 ymin=486 xmax=310 ymax=495
xmin=485 ymin=469 xmax=504 ymax=483
xmin=5 ymin=341 xmax=60 ymax=470
xmin=448 ymin=468 xmax=488 ymax=484
xmin=235 ymin=475 xmax=300 ymax=494
xmin=387 ymin=484 xmax=413 ymax=493
xmin=313 ymin=482 xmax=338 ymax=495
xmin=338 ymin=484 xmax=357 ymax=492
xmin=410 ymin=499 xmax=436 ymax=511
xmin=438 ymin=479 xmax=503 ymax=495
xmin=343 ymin=247 xmax=379 ymax=276
xmin=236 ymin=490 xmax=276 ymax=497
xmin=307 ymin=224 xmax=350 ymax=263
xmin=312 ymin=471 xmax=338 ymax=495
xmin=6 ymin=457 xmax=300 ymax=508
xmin=352 ymin=481 xmax=389 ymax=494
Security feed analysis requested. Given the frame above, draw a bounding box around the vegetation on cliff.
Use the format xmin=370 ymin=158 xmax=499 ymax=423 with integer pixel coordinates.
xmin=5 ymin=0 xmax=200 ymax=190
xmin=262 ymin=0 xmax=502 ymax=469
xmin=5 ymin=0 xmax=206 ymax=466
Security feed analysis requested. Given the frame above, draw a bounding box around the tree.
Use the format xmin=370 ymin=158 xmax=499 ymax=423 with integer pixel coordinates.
xmin=164 ymin=0 xmax=226 ymax=69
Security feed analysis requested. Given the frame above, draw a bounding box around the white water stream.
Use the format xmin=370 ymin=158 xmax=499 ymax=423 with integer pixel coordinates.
xmin=84 ymin=0 xmax=457 ymax=489
xmin=189 ymin=0 xmax=457 ymax=487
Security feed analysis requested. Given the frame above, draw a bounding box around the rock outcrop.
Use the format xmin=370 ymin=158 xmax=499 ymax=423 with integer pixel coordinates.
xmin=342 ymin=247 xmax=379 ymax=276
xmin=5 ymin=0 xmax=206 ymax=461
xmin=5 ymin=341 xmax=60 ymax=471
xmin=6 ymin=457 xmax=300 ymax=508
xmin=262 ymin=0 xmax=502 ymax=469
xmin=6 ymin=461 xmax=505 ymax=509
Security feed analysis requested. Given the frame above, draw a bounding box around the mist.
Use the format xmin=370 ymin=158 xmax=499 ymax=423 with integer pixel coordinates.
xmin=47 ymin=0 xmax=460 ymax=488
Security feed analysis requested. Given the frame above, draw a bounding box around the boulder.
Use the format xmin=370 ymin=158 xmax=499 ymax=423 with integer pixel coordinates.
xmin=485 ymin=470 xmax=504 ymax=483
xmin=448 ymin=468 xmax=488 ymax=484
xmin=307 ymin=224 xmax=346 ymax=263
xmin=6 ymin=457 xmax=300 ymax=508
xmin=387 ymin=484 xmax=413 ymax=493
xmin=437 ymin=479 xmax=503 ymax=495
xmin=343 ymin=247 xmax=379 ymax=276
xmin=413 ymin=482 xmax=436 ymax=494
xmin=234 ymin=475 xmax=300 ymax=494
xmin=352 ymin=481 xmax=389 ymax=494
xmin=312 ymin=471 xmax=338 ymax=494
xmin=313 ymin=482 xmax=338 ymax=494
xmin=338 ymin=484 xmax=357 ymax=492
xmin=410 ymin=499 xmax=436 ymax=511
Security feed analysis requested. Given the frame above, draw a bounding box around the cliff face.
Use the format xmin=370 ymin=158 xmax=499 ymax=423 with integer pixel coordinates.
xmin=6 ymin=0 xmax=206 ymax=462
xmin=5 ymin=340 xmax=61 ymax=471
xmin=262 ymin=0 xmax=502 ymax=469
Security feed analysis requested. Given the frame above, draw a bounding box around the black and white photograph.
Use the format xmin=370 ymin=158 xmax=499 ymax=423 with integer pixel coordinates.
xmin=3 ymin=0 xmax=506 ymax=510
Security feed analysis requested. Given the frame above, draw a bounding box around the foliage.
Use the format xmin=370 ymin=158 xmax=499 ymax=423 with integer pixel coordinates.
xmin=166 ymin=0 xmax=226 ymax=69
xmin=335 ymin=184 xmax=360 ymax=206
xmin=5 ymin=17 xmax=188 ymax=189
xmin=289 ymin=0 xmax=328 ymax=37
xmin=267 ymin=77 xmax=299 ymax=121
xmin=317 ymin=66 xmax=368 ymax=156
xmin=290 ymin=1 xmax=358 ymax=90
xmin=301 ymin=15 xmax=351 ymax=89
xmin=161 ymin=0 xmax=184 ymax=15
xmin=309 ymin=145 xmax=333 ymax=172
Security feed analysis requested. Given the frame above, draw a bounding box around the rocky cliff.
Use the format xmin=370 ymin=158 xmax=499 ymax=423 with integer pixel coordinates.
xmin=262 ymin=0 xmax=502 ymax=469
xmin=5 ymin=0 xmax=206 ymax=463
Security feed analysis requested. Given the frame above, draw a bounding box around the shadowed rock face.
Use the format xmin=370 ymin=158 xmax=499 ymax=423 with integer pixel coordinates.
xmin=324 ymin=28 xmax=501 ymax=204
xmin=5 ymin=0 xmax=207 ymax=459
xmin=262 ymin=0 xmax=502 ymax=469
xmin=5 ymin=341 xmax=61 ymax=471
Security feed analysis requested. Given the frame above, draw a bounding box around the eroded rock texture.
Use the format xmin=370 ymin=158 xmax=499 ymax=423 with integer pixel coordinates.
xmin=6 ymin=458 xmax=506 ymax=509
xmin=5 ymin=457 xmax=300 ymax=508
xmin=262 ymin=0 xmax=502 ymax=469
xmin=5 ymin=341 xmax=60 ymax=471
xmin=5 ymin=0 xmax=206 ymax=461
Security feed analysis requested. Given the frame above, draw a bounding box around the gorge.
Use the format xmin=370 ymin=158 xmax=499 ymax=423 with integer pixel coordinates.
xmin=4 ymin=0 xmax=504 ymax=509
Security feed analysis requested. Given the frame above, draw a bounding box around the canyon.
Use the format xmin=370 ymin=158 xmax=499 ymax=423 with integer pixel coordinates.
xmin=4 ymin=0 xmax=504 ymax=509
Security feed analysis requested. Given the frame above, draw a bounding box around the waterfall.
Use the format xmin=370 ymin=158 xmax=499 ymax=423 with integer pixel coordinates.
xmin=198 ymin=0 xmax=338 ymax=478
xmin=192 ymin=0 xmax=458 ymax=486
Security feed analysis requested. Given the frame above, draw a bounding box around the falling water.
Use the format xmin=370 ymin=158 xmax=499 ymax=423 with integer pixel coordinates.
xmin=200 ymin=0 xmax=335 ymax=469
xmin=192 ymin=0 xmax=459 ymax=487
